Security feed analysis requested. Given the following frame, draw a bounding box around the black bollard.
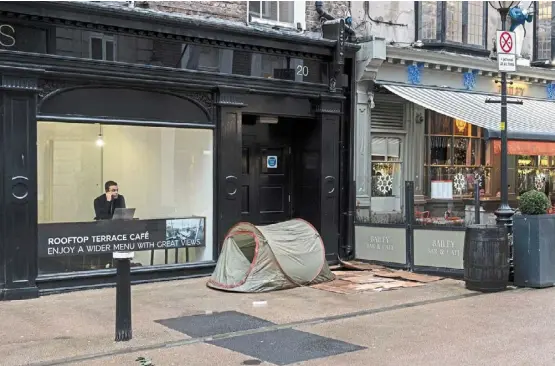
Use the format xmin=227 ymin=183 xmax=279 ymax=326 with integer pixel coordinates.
xmin=474 ymin=182 xmax=480 ymax=224
xmin=114 ymin=252 xmax=133 ymax=342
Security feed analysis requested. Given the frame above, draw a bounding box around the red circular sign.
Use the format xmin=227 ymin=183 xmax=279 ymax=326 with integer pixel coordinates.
xmin=499 ymin=31 xmax=513 ymax=53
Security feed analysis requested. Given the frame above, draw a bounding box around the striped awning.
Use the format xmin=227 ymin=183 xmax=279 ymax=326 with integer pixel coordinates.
xmin=382 ymin=84 xmax=555 ymax=141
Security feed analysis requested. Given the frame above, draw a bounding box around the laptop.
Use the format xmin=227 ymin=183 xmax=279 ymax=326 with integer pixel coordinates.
xmin=112 ymin=208 xmax=136 ymax=220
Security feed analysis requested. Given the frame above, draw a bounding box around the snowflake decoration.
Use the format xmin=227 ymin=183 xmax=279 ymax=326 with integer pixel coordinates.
xmin=376 ymin=174 xmax=393 ymax=194
xmin=407 ymin=63 xmax=424 ymax=85
xmin=453 ymin=173 xmax=466 ymax=194
xmin=547 ymin=83 xmax=555 ymax=100
xmin=463 ymin=70 xmax=478 ymax=90
xmin=474 ymin=172 xmax=483 ymax=188
xmin=534 ymin=174 xmax=545 ymax=190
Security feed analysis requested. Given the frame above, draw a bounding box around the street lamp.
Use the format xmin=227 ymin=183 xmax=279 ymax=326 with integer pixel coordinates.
xmin=488 ymin=1 xmax=520 ymax=227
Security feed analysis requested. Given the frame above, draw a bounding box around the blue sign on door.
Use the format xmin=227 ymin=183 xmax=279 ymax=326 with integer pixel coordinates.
xmin=267 ymin=156 xmax=278 ymax=168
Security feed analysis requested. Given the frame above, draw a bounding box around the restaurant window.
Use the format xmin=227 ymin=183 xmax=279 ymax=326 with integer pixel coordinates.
xmin=425 ymin=111 xmax=488 ymax=198
xmin=370 ymin=136 xmax=403 ymax=213
xmin=516 ymin=155 xmax=555 ymax=197
xmin=417 ymin=1 xmax=487 ymax=49
xmin=37 ymin=122 xmax=213 ymax=274
xmin=534 ymin=1 xmax=553 ymax=61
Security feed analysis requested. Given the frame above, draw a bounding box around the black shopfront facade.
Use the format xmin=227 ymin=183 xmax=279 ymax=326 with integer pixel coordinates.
xmin=0 ymin=2 xmax=357 ymax=300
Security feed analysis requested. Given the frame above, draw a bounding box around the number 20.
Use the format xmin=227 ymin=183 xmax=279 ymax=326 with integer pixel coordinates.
xmin=296 ymin=65 xmax=309 ymax=77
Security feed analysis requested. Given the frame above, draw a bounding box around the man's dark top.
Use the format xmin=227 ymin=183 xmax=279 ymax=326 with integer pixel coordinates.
xmin=94 ymin=194 xmax=126 ymax=220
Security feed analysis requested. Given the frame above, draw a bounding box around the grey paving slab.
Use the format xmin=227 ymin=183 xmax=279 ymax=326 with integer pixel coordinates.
xmin=156 ymin=311 xmax=274 ymax=338
xmin=208 ymin=328 xmax=366 ymax=366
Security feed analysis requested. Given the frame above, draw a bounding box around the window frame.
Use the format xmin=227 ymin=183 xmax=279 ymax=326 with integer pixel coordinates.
xmin=533 ymin=1 xmax=555 ymax=62
xmin=89 ymin=32 xmax=117 ymax=61
xmin=415 ymin=1 xmax=488 ymax=53
xmin=248 ymin=1 xmax=306 ymax=30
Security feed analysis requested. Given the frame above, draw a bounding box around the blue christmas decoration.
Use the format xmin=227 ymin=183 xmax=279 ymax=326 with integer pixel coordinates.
xmin=407 ymin=63 xmax=424 ymax=85
xmin=463 ymin=70 xmax=478 ymax=90
xmin=546 ymin=83 xmax=555 ymax=101
xmin=509 ymin=6 xmax=533 ymax=34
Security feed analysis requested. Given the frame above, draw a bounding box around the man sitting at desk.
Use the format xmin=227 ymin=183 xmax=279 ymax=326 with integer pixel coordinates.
xmin=94 ymin=180 xmax=126 ymax=220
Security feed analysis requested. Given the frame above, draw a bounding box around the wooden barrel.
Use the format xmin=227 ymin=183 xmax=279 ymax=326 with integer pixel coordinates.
xmin=463 ymin=224 xmax=509 ymax=292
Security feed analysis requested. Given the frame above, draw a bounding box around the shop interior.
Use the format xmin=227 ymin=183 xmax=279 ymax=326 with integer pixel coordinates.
xmin=37 ymin=121 xmax=214 ymax=274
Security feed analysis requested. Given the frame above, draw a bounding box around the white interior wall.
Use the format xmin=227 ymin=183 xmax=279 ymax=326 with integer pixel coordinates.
xmin=37 ymin=122 xmax=214 ymax=266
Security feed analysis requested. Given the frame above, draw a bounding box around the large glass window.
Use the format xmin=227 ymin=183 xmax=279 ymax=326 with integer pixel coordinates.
xmin=535 ymin=1 xmax=552 ymax=61
xmin=425 ymin=111 xmax=489 ymax=198
xmin=37 ymin=122 xmax=213 ymax=274
xmin=417 ymin=1 xmax=487 ymax=49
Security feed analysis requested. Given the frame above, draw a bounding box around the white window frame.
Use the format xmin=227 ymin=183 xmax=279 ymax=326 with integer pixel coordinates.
xmin=247 ymin=1 xmax=306 ymax=30
xmin=89 ymin=33 xmax=117 ymax=61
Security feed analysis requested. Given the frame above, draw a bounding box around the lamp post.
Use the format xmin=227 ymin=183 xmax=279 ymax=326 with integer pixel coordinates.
xmin=488 ymin=1 xmax=520 ymax=227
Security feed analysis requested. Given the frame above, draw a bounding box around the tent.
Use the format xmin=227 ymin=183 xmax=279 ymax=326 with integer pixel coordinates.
xmin=207 ymin=219 xmax=335 ymax=293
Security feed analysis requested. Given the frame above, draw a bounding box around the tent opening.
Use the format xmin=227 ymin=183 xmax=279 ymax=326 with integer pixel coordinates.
xmin=232 ymin=232 xmax=257 ymax=263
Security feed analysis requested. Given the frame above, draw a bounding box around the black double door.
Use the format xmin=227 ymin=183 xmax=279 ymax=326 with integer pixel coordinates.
xmin=241 ymin=121 xmax=291 ymax=225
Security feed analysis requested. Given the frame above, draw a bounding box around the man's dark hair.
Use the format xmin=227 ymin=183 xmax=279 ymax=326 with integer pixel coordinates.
xmin=104 ymin=180 xmax=118 ymax=192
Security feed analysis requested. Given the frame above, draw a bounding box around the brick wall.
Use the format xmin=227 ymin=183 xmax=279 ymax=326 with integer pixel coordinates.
xmin=305 ymin=1 xmax=351 ymax=32
xmin=146 ymin=1 xmax=351 ymax=33
xmin=147 ymin=1 xmax=248 ymax=21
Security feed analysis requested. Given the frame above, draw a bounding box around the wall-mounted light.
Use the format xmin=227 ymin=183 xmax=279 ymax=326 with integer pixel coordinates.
xmin=96 ymin=125 xmax=104 ymax=147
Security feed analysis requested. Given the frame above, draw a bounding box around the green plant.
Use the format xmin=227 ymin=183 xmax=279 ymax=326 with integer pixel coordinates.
xmin=519 ymin=190 xmax=551 ymax=215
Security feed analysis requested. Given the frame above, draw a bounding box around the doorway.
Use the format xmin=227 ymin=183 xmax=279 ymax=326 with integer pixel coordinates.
xmin=241 ymin=115 xmax=292 ymax=225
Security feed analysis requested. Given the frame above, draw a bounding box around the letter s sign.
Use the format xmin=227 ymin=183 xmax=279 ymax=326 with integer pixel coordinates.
xmin=0 ymin=25 xmax=16 ymax=48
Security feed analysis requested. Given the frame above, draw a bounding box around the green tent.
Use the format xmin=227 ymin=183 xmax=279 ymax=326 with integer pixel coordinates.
xmin=207 ymin=219 xmax=335 ymax=293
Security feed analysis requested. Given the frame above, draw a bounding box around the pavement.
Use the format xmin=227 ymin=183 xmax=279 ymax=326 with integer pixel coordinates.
xmin=0 ymin=274 xmax=553 ymax=366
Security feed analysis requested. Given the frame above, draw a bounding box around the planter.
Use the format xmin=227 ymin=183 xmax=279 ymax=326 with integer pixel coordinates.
xmin=513 ymin=214 xmax=555 ymax=288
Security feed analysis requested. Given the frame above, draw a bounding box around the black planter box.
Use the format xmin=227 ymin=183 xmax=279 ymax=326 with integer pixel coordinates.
xmin=513 ymin=214 xmax=555 ymax=288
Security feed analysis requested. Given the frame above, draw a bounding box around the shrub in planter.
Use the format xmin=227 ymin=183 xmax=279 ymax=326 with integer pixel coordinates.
xmin=518 ymin=190 xmax=550 ymax=215
xmin=513 ymin=189 xmax=555 ymax=288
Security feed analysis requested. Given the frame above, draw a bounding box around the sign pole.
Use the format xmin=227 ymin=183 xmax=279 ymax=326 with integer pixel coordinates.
xmin=114 ymin=251 xmax=134 ymax=342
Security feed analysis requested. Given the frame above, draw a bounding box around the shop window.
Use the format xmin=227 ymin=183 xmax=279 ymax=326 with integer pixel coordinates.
xmin=417 ymin=1 xmax=487 ymax=52
xmin=534 ymin=1 xmax=553 ymax=61
xmin=370 ymin=136 xmax=403 ymax=215
xmin=516 ymin=155 xmax=555 ymax=198
xmin=425 ymin=111 xmax=489 ymax=198
xmin=89 ymin=33 xmax=116 ymax=61
xmin=37 ymin=122 xmax=214 ymax=275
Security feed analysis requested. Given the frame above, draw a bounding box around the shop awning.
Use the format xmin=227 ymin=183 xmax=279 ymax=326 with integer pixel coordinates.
xmin=382 ymin=84 xmax=555 ymax=141
xmin=492 ymin=140 xmax=555 ymax=155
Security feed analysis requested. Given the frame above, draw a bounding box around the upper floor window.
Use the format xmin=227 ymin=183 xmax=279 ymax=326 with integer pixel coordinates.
xmin=90 ymin=33 xmax=116 ymax=61
xmin=534 ymin=1 xmax=553 ymax=61
xmin=248 ymin=1 xmax=306 ymax=29
xmin=417 ymin=1 xmax=487 ymax=51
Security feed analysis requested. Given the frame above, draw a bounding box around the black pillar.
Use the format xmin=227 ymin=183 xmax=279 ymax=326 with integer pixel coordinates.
xmin=314 ymin=97 xmax=343 ymax=262
xmin=494 ymin=11 xmax=515 ymax=229
xmin=0 ymin=73 xmax=40 ymax=300
xmin=215 ymin=88 xmax=246 ymax=253
xmin=115 ymin=256 xmax=132 ymax=342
